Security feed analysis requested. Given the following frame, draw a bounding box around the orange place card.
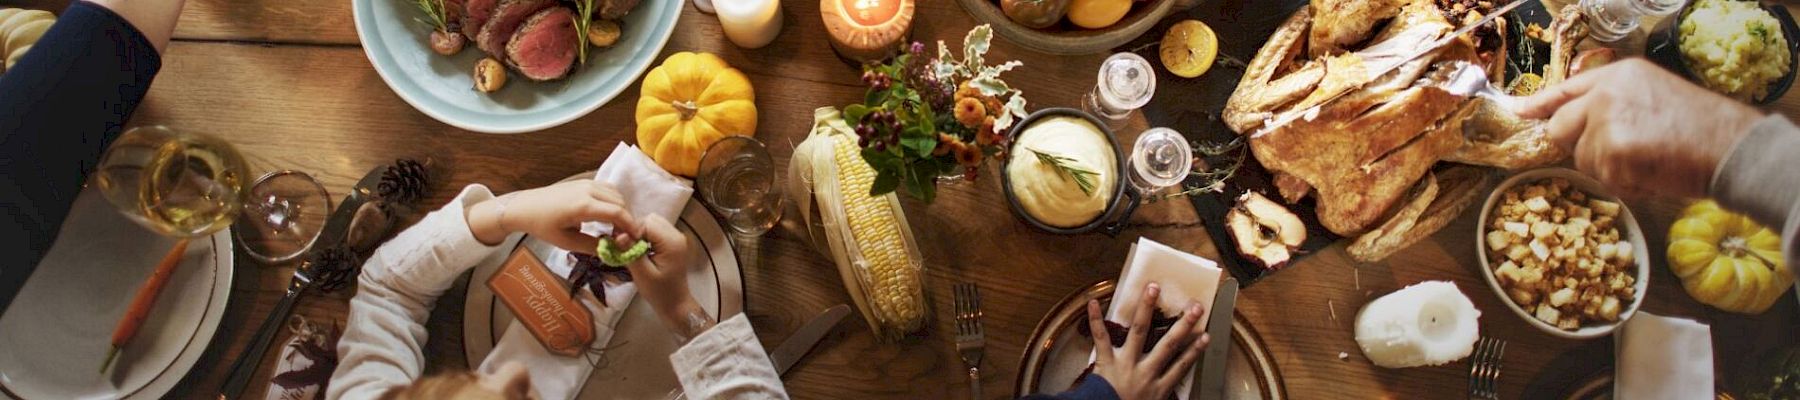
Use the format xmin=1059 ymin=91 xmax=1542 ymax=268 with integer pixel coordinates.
xmin=487 ymin=249 xmax=594 ymax=357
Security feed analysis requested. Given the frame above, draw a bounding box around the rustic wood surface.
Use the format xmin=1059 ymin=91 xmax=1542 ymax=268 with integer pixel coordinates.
xmin=12 ymin=0 xmax=1800 ymax=398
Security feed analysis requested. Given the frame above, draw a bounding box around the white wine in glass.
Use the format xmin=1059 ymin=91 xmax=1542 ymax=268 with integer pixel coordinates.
xmin=96 ymin=126 xmax=250 ymax=238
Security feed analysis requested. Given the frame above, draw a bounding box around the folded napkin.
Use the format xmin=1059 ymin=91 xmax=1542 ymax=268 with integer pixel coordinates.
xmin=1616 ymin=312 xmax=1714 ymax=400
xmin=479 ymin=144 xmax=693 ymax=400
xmin=1101 ymin=238 xmax=1224 ymax=400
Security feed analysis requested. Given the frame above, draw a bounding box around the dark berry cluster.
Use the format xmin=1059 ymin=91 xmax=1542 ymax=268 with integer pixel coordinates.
xmin=855 ymin=110 xmax=902 ymax=151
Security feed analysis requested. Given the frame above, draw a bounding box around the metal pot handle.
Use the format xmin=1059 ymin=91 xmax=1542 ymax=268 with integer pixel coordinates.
xmin=1102 ymin=188 xmax=1144 ymax=237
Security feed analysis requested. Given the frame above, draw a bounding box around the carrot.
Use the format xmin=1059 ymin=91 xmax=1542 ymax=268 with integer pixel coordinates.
xmin=100 ymin=240 xmax=189 ymax=373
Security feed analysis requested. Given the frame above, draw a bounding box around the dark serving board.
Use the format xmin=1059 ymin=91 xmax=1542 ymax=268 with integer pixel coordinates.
xmin=1120 ymin=0 xmax=1555 ymax=286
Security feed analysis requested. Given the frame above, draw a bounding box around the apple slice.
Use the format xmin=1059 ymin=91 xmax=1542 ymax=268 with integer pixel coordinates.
xmin=1227 ymin=192 xmax=1308 ymax=269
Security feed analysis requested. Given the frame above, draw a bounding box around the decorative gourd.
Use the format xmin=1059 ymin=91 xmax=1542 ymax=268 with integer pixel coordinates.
xmin=635 ymin=52 xmax=758 ymax=177
xmin=1668 ymin=200 xmax=1792 ymax=314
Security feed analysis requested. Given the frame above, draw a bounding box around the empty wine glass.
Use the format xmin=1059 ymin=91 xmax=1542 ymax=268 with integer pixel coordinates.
xmin=94 ymin=126 xmax=331 ymax=263
xmin=696 ymin=136 xmax=784 ymax=237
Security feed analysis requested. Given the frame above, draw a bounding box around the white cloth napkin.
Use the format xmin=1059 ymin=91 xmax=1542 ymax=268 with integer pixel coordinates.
xmin=479 ymin=144 xmax=693 ymax=400
xmin=1101 ymin=238 xmax=1224 ymax=400
xmin=1616 ymin=312 xmax=1714 ymax=400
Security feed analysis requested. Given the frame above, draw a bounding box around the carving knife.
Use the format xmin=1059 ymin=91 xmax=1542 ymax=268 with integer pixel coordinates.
xmin=1192 ymin=277 xmax=1239 ymax=400
xmin=1254 ymin=0 xmax=1530 ymax=137
xmin=771 ymin=304 xmax=851 ymax=375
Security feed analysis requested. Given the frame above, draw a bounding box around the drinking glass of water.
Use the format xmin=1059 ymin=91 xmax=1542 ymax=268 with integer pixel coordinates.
xmin=697 ymin=136 xmax=784 ymax=237
xmin=1127 ymin=127 xmax=1193 ymax=197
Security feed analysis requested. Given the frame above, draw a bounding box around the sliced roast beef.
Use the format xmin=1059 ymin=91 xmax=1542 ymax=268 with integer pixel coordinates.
xmin=460 ymin=0 xmax=497 ymax=40
xmin=475 ymin=0 xmax=555 ymax=56
xmin=597 ymin=0 xmax=641 ymax=20
xmin=505 ymin=7 xmax=577 ymax=81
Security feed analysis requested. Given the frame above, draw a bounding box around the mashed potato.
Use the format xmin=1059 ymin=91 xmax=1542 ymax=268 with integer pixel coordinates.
xmin=1680 ymin=0 xmax=1792 ymax=101
xmin=1006 ymin=116 xmax=1116 ymax=228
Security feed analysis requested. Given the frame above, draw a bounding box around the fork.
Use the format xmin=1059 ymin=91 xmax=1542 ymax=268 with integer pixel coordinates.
xmin=1443 ymin=62 xmax=1528 ymax=113
xmin=1468 ymin=336 xmax=1507 ymax=400
xmin=954 ymin=282 xmax=986 ymax=400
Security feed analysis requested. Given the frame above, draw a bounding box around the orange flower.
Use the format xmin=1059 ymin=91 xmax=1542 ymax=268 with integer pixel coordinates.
xmin=976 ymin=116 xmax=1000 ymax=147
xmin=953 ymin=97 xmax=986 ymax=128
xmin=954 ymin=140 xmax=983 ymax=166
xmin=933 ymin=132 xmax=958 ymax=156
xmin=955 ymin=81 xmax=981 ymax=102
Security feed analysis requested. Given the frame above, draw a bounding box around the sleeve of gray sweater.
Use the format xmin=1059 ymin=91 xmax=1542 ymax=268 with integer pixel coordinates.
xmin=1710 ymin=114 xmax=1800 ymax=272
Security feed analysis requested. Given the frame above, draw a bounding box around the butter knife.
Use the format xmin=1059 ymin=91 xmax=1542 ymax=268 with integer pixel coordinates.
xmin=1193 ymin=278 xmax=1239 ymax=400
xmin=218 ymin=165 xmax=391 ymax=400
xmin=771 ymin=304 xmax=851 ymax=375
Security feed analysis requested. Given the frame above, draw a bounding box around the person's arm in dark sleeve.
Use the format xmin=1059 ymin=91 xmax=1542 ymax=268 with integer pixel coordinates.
xmin=0 ymin=1 xmax=164 ymax=316
xmin=1019 ymin=375 xmax=1122 ymax=400
xmin=1710 ymin=114 xmax=1800 ymax=274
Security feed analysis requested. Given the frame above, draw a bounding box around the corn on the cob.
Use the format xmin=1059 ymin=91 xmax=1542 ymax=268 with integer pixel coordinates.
xmin=830 ymin=133 xmax=926 ymax=331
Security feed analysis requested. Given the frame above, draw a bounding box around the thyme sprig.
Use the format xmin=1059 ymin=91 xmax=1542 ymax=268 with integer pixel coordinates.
xmin=412 ymin=0 xmax=452 ymax=32
xmin=573 ymin=0 xmax=597 ymax=64
xmin=1029 ymin=147 xmax=1100 ymax=195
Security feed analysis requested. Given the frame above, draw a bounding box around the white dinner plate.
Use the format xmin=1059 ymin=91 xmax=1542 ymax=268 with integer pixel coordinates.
xmin=464 ymin=195 xmax=743 ymax=399
xmin=0 ymin=188 xmax=233 ymax=399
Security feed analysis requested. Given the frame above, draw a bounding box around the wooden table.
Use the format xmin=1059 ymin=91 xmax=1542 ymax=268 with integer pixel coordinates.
xmin=19 ymin=0 xmax=1800 ymax=397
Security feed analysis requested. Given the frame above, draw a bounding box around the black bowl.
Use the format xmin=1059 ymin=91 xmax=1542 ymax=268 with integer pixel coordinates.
xmin=1000 ymin=108 xmax=1141 ymax=236
xmin=1646 ymin=0 xmax=1800 ymax=105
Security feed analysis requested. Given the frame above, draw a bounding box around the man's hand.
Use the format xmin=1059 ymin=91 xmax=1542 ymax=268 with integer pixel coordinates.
xmin=1518 ymin=58 xmax=1764 ymax=199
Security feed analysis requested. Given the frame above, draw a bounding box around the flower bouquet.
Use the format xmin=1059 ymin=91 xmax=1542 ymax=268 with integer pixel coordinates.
xmin=843 ymin=25 xmax=1029 ymax=203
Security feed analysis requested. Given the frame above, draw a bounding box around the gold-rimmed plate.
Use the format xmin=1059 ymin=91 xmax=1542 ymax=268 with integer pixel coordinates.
xmin=1015 ymin=280 xmax=1285 ymax=399
xmin=462 ymin=172 xmax=743 ymax=399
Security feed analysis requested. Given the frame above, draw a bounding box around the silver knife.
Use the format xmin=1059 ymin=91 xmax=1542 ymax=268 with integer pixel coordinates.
xmin=218 ymin=165 xmax=392 ymax=400
xmin=1193 ymin=278 xmax=1239 ymax=400
xmin=771 ymin=304 xmax=851 ymax=375
xmin=1255 ymin=0 xmax=1530 ymax=136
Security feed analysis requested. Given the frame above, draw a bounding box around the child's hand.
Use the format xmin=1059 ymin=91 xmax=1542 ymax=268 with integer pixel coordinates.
xmin=622 ymin=215 xmax=709 ymax=339
xmin=467 ymin=180 xmax=640 ymax=252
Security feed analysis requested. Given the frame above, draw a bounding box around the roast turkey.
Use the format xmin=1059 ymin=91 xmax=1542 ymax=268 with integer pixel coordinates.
xmin=1222 ymin=0 xmax=1589 ymax=261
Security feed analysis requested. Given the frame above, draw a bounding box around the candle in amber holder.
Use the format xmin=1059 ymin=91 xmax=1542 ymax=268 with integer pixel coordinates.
xmin=821 ymin=0 xmax=915 ymax=62
xmin=717 ymin=0 xmax=783 ymax=49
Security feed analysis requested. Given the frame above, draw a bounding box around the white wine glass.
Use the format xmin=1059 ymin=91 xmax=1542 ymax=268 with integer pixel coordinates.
xmin=94 ymin=126 xmax=331 ymax=263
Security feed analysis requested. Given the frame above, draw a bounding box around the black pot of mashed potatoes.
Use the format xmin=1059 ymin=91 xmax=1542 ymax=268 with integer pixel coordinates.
xmin=1001 ymin=108 xmax=1139 ymax=235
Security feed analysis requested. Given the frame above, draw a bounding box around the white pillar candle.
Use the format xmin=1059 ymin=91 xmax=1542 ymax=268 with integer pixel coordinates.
xmin=715 ymin=0 xmax=783 ymax=49
xmin=1354 ymin=281 xmax=1481 ymax=368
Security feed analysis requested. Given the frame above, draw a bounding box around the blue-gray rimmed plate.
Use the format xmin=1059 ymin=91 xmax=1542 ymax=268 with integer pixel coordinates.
xmin=352 ymin=0 xmax=682 ymax=134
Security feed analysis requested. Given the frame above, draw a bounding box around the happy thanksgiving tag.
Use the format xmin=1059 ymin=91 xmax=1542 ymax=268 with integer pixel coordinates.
xmin=487 ymin=249 xmax=594 ymax=357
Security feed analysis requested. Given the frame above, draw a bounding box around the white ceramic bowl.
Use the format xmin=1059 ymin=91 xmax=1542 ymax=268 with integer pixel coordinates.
xmin=1476 ymin=168 xmax=1651 ymax=339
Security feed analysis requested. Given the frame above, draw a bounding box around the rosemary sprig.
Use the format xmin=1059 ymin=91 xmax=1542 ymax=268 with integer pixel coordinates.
xmin=412 ymin=0 xmax=451 ymax=32
xmin=573 ymin=0 xmax=596 ymax=65
xmin=1029 ymin=147 xmax=1100 ymax=195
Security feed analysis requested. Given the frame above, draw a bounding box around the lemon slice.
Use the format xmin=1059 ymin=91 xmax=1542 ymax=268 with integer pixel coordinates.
xmin=1160 ymin=20 xmax=1218 ymax=79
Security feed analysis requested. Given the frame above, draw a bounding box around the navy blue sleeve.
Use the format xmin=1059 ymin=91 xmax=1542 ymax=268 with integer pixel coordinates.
xmin=0 ymin=1 xmax=162 ymax=316
xmin=1020 ymin=375 xmax=1122 ymax=400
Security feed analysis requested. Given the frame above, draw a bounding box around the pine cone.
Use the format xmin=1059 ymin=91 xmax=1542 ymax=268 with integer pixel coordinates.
xmin=376 ymin=159 xmax=429 ymax=206
xmin=307 ymin=245 xmax=360 ymax=292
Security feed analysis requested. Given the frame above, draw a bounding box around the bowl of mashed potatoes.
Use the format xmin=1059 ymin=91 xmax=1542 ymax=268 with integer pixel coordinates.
xmin=1001 ymin=108 xmax=1137 ymax=235
xmin=1650 ymin=0 xmax=1800 ymax=103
